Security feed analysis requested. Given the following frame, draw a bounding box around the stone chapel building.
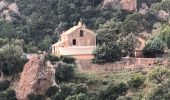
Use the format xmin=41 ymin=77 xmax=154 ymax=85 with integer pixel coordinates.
xmin=52 ymin=21 xmax=96 ymax=59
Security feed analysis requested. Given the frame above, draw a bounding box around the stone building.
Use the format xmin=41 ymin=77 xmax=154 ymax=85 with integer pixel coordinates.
xmin=52 ymin=21 xmax=96 ymax=59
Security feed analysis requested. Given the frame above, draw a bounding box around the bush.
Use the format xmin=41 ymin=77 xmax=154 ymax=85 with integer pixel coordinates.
xmin=97 ymin=83 xmax=128 ymax=100
xmin=75 ymin=84 xmax=87 ymax=94
xmin=25 ymin=42 xmax=39 ymax=53
xmin=28 ymin=93 xmax=46 ymax=100
xmin=60 ymin=56 xmax=76 ymax=64
xmin=55 ymin=62 xmax=75 ymax=82
xmin=65 ymin=93 xmax=87 ymax=100
xmin=148 ymin=66 xmax=170 ymax=84
xmin=0 ymin=80 xmax=10 ymax=91
xmin=54 ymin=83 xmax=73 ymax=100
xmin=93 ymin=43 xmax=122 ymax=64
xmin=45 ymin=54 xmax=59 ymax=62
xmin=45 ymin=86 xmax=59 ymax=97
xmin=143 ymin=38 xmax=166 ymax=58
xmin=0 ymin=44 xmax=26 ymax=76
xmin=148 ymin=80 xmax=170 ymax=100
xmin=127 ymin=72 xmax=145 ymax=89
xmin=0 ymin=89 xmax=16 ymax=100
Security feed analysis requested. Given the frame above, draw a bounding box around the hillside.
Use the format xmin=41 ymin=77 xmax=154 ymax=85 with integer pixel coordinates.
xmin=1 ymin=0 xmax=170 ymax=100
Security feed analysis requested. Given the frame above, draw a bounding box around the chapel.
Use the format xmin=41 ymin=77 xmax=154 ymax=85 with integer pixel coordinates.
xmin=52 ymin=21 xmax=96 ymax=59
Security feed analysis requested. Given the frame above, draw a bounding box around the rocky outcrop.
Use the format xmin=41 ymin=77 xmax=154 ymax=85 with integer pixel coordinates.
xmin=0 ymin=0 xmax=20 ymax=21
xmin=103 ymin=0 xmax=119 ymax=6
xmin=103 ymin=0 xmax=137 ymax=11
xmin=157 ymin=10 xmax=169 ymax=21
xmin=139 ymin=3 xmax=148 ymax=14
xmin=120 ymin=0 xmax=137 ymax=11
xmin=16 ymin=54 xmax=57 ymax=100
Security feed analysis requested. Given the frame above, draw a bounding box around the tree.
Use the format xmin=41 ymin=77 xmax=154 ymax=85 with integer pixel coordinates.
xmin=143 ymin=37 xmax=166 ymax=58
xmin=96 ymin=20 xmax=120 ymax=45
xmin=161 ymin=0 xmax=170 ymax=13
xmin=55 ymin=62 xmax=75 ymax=82
xmin=159 ymin=25 xmax=170 ymax=49
xmin=118 ymin=33 xmax=138 ymax=57
xmin=0 ymin=43 xmax=26 ymax=76
xmin=38 ymin=35 xmax=52 ymax=51
xmin=148 ymin=66 xmax=170 ymax=84
xmin=25 ymin=42 xmax=39 ymax=53
xmin=121 ymin=13 xmax=142 ymax=35
xmin=93 ymin=43 xmax=122 ymax=64
xmin=0 ymin=38 xmax=9 ymax=48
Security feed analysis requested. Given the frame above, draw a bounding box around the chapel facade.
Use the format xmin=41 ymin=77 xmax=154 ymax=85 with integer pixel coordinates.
xmin=52 ymin=21 xmax=96 ymax=59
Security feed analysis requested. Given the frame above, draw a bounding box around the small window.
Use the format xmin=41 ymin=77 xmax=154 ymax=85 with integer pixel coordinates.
xmin=80 ymin=30 xmax=84 ymax=37
xmin=73 ymin=39 xmax=76 ymax=45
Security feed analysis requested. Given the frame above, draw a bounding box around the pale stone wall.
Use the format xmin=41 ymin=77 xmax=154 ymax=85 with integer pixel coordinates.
xmin=57 ymin=46 xmax=96 ymax=55
xmin=67 ymin=28 xmax=96 ymax=46
xmin=77 ymin=58 xmax=170 ymax=74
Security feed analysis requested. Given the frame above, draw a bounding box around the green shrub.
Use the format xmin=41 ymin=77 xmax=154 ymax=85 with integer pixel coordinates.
xmin=148 ymin=80 xmax=170 ymax=100
xmin=93 ymin=43 xmax=122 ymax=64
xmin=0 ymin=44 xmax=26 ymax=76
xmin=0 ymin=80 xmax=10 ymax=91
xmin=55 ymin=62 xmax=75 ymax=82
xmin=60 ymin=56 xmax=75 ymax=64
xmin=143 ymin=38 xmax=166 ymax=58
xmin=45 ymin=86 xmax=59 ymax=97
xmin=65 ymin=93 xmax=87 ymax=100
xmin=97 ymin=83 xmax=128 ymax=100
xmin=0 ymin=89 xmax=16 ymax=100
xmin=75 ymin=84 xmax=87 ymax=94
xmin=54 ymin=84 xmax=73 ymax=100
xmin=148 ymin=66 xmax=170 ymax=84
xmin=45 ymin=54 xmax=59 ymax=62
xmin=127 ymin=72 xmax=145 ymax=89
xmin=28 ymin=93 xmax=46 ymax=100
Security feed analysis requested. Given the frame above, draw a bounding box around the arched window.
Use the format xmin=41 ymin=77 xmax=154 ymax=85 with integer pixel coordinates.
xmin=73 ymin=39 xmax=76 ymax=45
xmin=80 ymin=30 xmax=84 ymax=37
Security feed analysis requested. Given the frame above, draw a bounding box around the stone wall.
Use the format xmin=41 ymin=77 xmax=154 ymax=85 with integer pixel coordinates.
xmin=77 ymin=58 xmax=170 ymax=74
xmin=67 ymin=27 xmax=96 ymax=46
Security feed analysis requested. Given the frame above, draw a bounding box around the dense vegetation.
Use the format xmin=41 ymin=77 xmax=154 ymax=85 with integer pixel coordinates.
xmin=28 ymin=65 xmax=170 ymax=100
xmin=1 ymin=0 xmax=170 ymax=100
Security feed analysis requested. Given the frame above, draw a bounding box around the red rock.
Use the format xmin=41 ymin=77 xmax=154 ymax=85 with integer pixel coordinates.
xmin=16 ymin=55 xmax=57 ymax=100
xmin=120 ymin=0 xmax=137 ymax=11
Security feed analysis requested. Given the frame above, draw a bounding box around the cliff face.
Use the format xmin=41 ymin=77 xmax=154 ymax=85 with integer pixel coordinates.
xmin=103 ymin=0 xmax=119 ymax=6
xmin=0 ymin=0 xmax=20 ymax=21
xmin=103 ymin=0 xmax=137 ymax=11
xmin=16 ymin=55 xmax=57 ymax=100
xmin=120 ymin=0 xmax=137 ymax=11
